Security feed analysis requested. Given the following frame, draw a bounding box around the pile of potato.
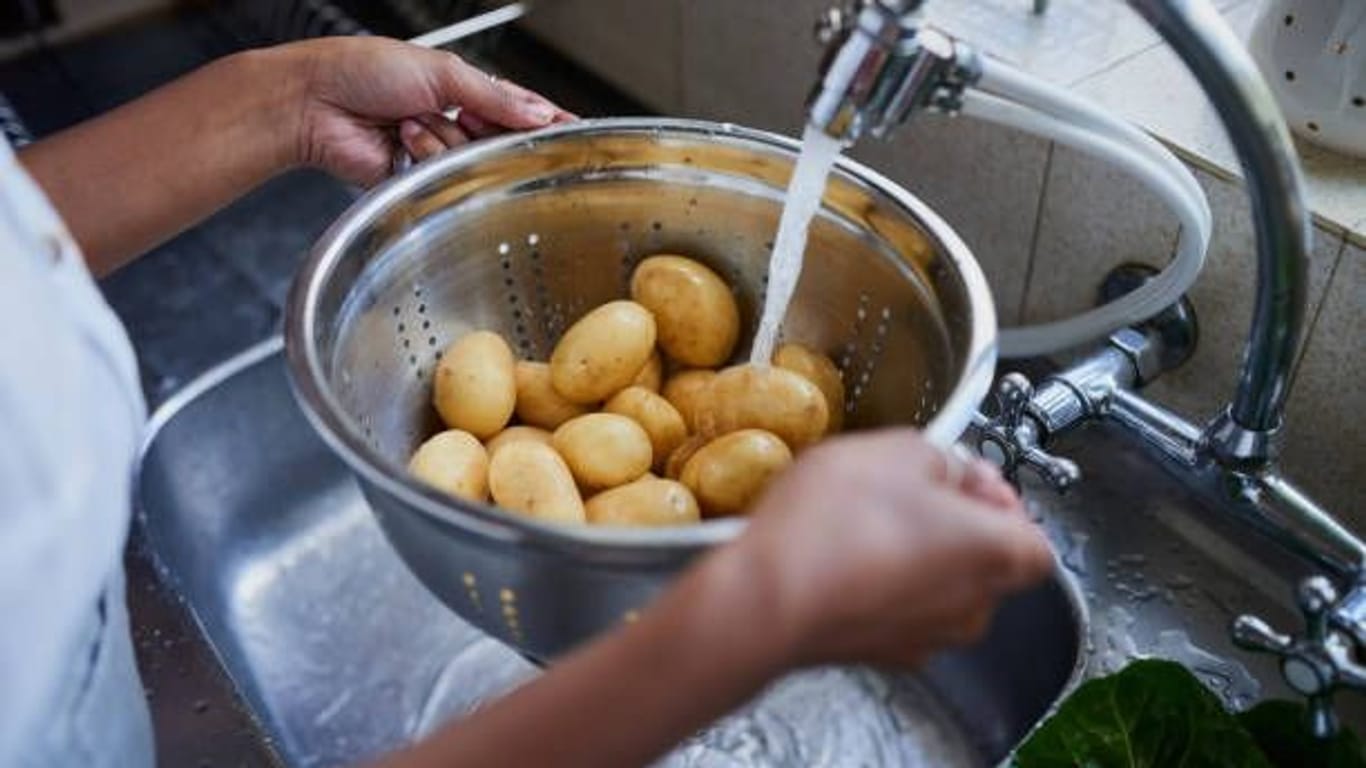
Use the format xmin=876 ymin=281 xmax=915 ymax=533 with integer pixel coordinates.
xmin=406 ymin=254 xmax=845 ymax=527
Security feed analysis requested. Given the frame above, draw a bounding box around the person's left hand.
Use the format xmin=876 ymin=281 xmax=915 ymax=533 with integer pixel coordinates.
xmin=281 ymin=36 xmax=574 ymax=186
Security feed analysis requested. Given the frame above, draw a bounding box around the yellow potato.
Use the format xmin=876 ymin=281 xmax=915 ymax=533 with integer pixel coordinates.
xmin=680 ymin=429 xmax=793 ymax=517
xmin=407 ymin=429 xmax=489 ymax=502
xmin=432 ymin=331 xmax=516 ymax=439
xmin=631 ymin=350 xmax=664 ymax=392
xmin=552 ymin=413 xmax=653 ymax=490
xmin=630 ymin=255 xmax=740 ymax=367
xmin=485 ymin=425 xmax=554 ymax=458
xmin=514 ymin=361 xmax=590 ymax=429
xmin=696 ymin=364 xmax=829 ymax=449
xmin=774 ymin=343 xmax=846 ymax=433
xmin=664 ymin=434 xmax=709 ymax=480
xmin=586 ymin=476 xmax=701 ymax=527
xmin=604 ymin=387 xmax=688 ymax=471
xmin=488 ymin=441 xmax=585 ymax=524
xmin=661 ymin=369 xmax=718 ymax=433
xmin=549 ymin=300 xmax=657 ymax=404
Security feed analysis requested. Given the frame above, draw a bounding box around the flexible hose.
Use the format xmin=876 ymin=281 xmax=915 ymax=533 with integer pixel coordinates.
xmin=961 ymin=58 xmax=1212 ymax=358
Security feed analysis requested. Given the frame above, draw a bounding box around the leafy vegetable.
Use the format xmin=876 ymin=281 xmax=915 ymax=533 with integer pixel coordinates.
xmin=1013 ymin=659 xmax=1366 ymax=768
xmin=1240 ymin=700 xmax=1366 ymax=768
xmin=1012 ymin=659 xmax=1272 ymax=768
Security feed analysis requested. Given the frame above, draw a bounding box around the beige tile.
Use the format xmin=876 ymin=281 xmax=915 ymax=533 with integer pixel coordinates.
xmin=1140 ymin=170 xmax=1342 ymax=422
xmin=1021 ymin=143 xmax=1182 ymax=335
xmin=680 ymin=0 xmax=828 ymax=133
xmin=1296 ymin=140 xmax=1366 ymax=243
xmin=927 ymin=0 xmax=1247 ymax=87
xmin=1073 ymin=0 xmax=1259 ymax=173
xmin=1281 ymin=242 xmax=1365 ymax=529
xmin=849 ymin=114 xmax=1052 ymax=324
xmin=522 ymin=0 xmax=683 ymax=113
xmin=1073 ymin=1 xmax=1366 ymax=239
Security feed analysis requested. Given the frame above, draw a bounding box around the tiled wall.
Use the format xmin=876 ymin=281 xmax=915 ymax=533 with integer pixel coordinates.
xmin=524 ymin=0 xmax=1363 ymax=525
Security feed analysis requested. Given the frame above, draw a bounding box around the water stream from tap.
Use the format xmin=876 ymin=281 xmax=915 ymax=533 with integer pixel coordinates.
xmin=749 ymin=124 xmax=844 ymax=363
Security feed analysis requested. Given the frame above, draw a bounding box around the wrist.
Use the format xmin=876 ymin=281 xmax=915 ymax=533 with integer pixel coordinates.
xmin=219 ymin=45 xmax=314 ymax=173
xmin=680 ymin=546 xmax=803 ymax=681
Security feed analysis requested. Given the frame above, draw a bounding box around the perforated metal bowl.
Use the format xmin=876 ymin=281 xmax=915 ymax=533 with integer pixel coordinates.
xmin=286 ymin=118 xmax=998 ymax=658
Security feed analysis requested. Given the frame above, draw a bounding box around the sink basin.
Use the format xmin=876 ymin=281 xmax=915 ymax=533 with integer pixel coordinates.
xmin=136 ymin=339 xmax=1084 ymax=767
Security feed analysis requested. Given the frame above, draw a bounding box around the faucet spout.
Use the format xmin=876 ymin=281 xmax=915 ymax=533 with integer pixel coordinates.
xmin=1125 ymin=0 xmax=1311 ymax=465
xmin=807 ymin=1 xmax=977 ymax=143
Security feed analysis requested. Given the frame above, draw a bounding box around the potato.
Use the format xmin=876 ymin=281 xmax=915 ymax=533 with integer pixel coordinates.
xmin=433 ymin=331 xmax=517 ymax=439
xmin=630 ymin=255 xmax=740 ymax=367
xmin=664 ymin=434 xmax=709 ymax=480
xmin=549 ymin=300 xmax=657 ymax=404
xmin=552 ymin=413 xmax=653 ymax=490
xmin=680 ymin=429 xmax=793 ymax=517
xmin=604 ymin=387 xmax=687 ymax=471
xmin=586 ymin=476 xmax=701 ymax=527
xmin=488 ymin=441 xmax=585 ymax=524
xmin=515 ymin=361 xmax=590 ymax=429
xmin=774 ymin=343 xmax=846 ymax=433
xmin=631 ymin=350 xmax=664 ymax=392
xmin=661 ymin=369 xmax=718 ymax=433
xmin=407 ymin=429 xmax=489 ymax=502
xmin=696 ymin=364 xmax=829 ymax=449
xmin=485 ymin=425 xmax=554 ymax=457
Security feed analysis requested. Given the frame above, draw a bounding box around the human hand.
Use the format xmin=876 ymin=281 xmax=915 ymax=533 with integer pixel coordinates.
xmin=714 ymin=429 xmax=1054 ymax=670
xmin=281 ymin=36 xmax=574 ymax=186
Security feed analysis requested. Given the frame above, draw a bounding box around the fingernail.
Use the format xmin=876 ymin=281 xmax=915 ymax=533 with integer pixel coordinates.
xmin=400 ymin=120 xmax=422 ymax=142
xmin=523 ymin=100 xmax=556 ymax=124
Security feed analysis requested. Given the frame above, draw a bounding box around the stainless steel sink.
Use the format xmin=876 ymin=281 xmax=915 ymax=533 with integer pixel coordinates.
xmin=136 ymin=339 xmax=1084 ymax=767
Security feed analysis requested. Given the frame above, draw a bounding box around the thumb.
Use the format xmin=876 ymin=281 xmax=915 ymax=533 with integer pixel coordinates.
xmin=431 ymin=51 xmax=558 ymax=129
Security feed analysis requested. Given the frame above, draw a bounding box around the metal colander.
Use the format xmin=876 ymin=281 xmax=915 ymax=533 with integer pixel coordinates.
xmin=286 ymin=118 xmax=997 ymax=658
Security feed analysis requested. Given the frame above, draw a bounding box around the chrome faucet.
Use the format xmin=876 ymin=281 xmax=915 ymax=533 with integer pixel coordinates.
xmin=808 ymin=0 xmax=1365 ymax=736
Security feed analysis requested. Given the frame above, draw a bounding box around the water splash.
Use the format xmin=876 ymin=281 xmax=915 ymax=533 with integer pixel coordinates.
xmin=659 ymin=667 xmax=978 ymax=767
xmin=750 ymin=124 xmax=844 ymax=363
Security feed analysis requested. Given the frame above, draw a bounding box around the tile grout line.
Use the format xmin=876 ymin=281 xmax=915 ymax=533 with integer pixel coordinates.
xmin=1064 ymin=38 xmax=1164 ymax=89
xmin=1015 ymin=140 xmax=1056 ymax=325
xmin=1284 ymin=233 xmax=1348 ymax=396
xmin=1066 ymin=0 xmax=1258 ymax=90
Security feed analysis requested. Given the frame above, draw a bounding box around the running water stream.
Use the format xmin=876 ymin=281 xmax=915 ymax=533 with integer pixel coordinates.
xmin=749 ymin=124 xmax=844 ymax=364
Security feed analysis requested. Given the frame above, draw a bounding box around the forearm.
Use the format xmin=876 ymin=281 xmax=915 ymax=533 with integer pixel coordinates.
xmin=380 ymin=550 xmax=791 ymax=768
xmin=18 ymin=47 xmax=306 ymax=276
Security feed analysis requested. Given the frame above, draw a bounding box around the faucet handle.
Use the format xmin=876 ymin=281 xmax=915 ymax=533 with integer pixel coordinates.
xmin=972 ymin=373 xmax=1082 ymax=492
xmin=1232 ymin=576 xmax=1366 ymax=738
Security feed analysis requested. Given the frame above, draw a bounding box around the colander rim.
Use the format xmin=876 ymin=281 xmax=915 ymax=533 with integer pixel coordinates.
xmin=285 ymin=116 xmax=997 ymax=559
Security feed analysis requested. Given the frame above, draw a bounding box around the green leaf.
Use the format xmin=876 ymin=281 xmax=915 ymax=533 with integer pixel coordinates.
xmin=1013 ymin=659 xmax=1273 ymax=768
xmin=1239 ymin=700 xmax=1366 ymax=768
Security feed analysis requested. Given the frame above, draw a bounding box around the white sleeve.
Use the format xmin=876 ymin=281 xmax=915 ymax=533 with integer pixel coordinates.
xmin=0 ymin=146 xmax=145 ymax=765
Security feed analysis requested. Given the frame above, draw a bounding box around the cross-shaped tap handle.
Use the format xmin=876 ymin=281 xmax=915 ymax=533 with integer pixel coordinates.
xmin=972 ymin=373 xmax=1081 ymax=492
xmin=1232 ymin=576 xmax=1366 ymax=738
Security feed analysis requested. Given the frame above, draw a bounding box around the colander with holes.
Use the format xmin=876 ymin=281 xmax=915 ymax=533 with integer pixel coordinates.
xmin=285 ymin=118 xmax=999 ymax=660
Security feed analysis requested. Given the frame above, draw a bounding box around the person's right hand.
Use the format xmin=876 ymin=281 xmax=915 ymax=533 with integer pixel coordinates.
xmin=714 ymin=428 xmax=1054 ymax=670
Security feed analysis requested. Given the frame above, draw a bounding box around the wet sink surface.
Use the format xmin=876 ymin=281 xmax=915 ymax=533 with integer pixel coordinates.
xmin=136 ymin=340 xmax=1083 ymax=767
